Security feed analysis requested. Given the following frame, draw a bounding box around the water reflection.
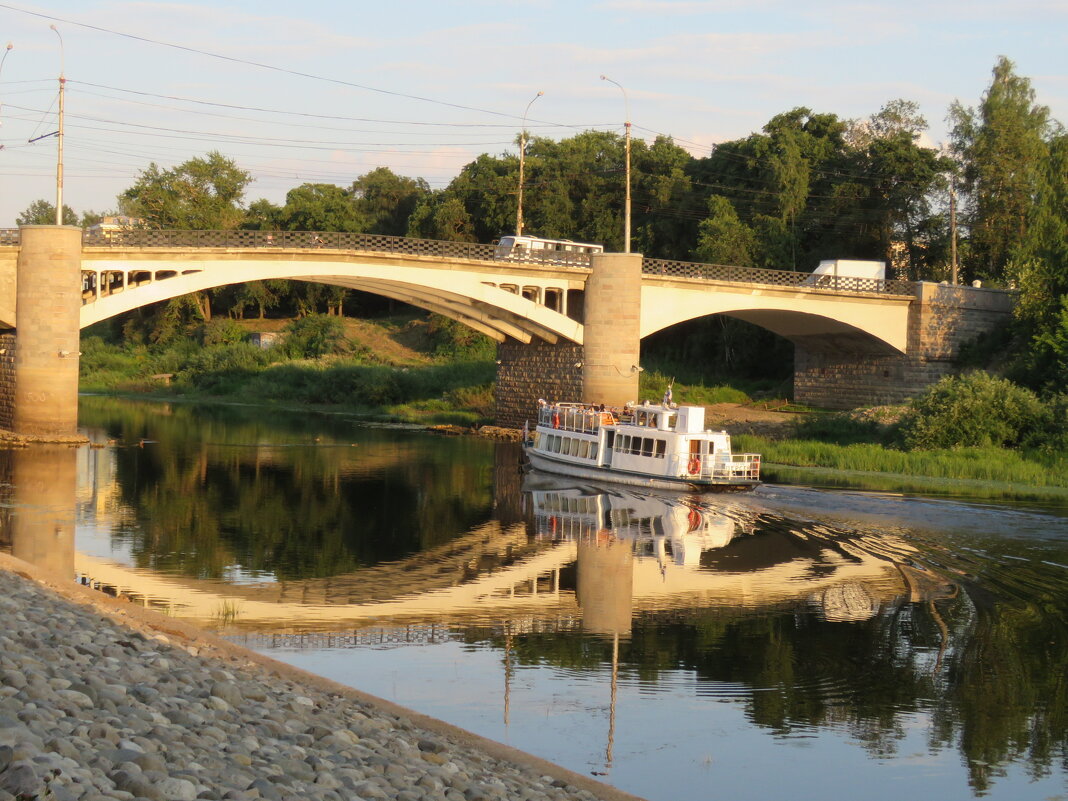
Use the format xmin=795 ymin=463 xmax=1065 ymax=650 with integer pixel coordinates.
xmin=1 ymin=396 xmax=1066 ymax=801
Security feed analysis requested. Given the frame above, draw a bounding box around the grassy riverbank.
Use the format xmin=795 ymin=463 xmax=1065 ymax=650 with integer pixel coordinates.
xmin=735 ymin=433 xmax=1068 ymax=503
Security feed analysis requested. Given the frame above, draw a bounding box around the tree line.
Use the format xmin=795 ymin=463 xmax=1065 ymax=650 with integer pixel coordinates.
xmin=19 ymin=57 xmax=1066 ymax=394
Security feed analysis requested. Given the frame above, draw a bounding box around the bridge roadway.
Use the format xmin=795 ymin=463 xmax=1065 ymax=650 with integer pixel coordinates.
xmin=0 ymin=228 xmax=917 ymax=355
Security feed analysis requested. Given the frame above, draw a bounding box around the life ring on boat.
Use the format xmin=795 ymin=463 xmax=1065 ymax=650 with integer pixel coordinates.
xmin=687 ymin=455 xmax=701 ymax=475
xmin=600 ymin=412 xmax=614 ymax=426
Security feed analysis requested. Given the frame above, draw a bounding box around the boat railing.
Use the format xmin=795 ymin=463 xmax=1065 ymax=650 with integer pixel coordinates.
xmin=676 ymin=452 xmax=760 ymax=482
xmin=537 ymin=404 xmax=618 ymax=435
xmin=705 ymin=453 xmax=761 ymax=483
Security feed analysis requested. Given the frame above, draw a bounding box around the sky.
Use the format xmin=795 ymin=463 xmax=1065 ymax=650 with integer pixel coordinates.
xmin=0 ymin=0 xmax=1065 ymax=228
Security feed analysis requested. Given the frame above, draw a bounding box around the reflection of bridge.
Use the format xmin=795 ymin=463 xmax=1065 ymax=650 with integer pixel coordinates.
xmin=66 ymin=483 xmax=915 ymax=634
xmin=1 ymin=445 xmax=942 ymax=636
xmin=0 ymin=226 xmax=1012 ymax=436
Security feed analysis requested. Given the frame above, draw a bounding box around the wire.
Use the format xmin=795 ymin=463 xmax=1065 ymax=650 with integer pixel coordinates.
xmin=0 ymin=2 xmax=561 ymax=125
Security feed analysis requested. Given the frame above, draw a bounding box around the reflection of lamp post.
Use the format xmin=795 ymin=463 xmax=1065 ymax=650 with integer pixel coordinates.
xmin=50 ymin=25 xmax=65 ymax=226
xmin=600 ymin=75 xmax=631 ymax=253
xmin=516 ymin=91 xmax=543 ymax=237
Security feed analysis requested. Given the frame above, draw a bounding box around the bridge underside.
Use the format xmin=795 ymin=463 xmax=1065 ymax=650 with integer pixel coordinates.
xmin=641 ymin=281 xmax=914 ymax=355
xmin=74 ymin=253 xmax=585 ymax=346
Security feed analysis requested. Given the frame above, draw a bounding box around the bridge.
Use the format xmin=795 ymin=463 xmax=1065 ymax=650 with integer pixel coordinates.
xmin=0 ymin=226 xmax=1013 ymax=438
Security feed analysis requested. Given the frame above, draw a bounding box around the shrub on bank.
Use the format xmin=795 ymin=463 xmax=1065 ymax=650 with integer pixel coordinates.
xmin=282 ymin=314 xmax=347 ymax=359
xmin=896 ymin=371 xmax=1048 ymax=450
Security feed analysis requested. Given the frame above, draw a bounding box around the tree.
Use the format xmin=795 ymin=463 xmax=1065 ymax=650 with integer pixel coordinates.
xmin=351 ymin=168 xmax=429 ymax=236
xmin=274 ymin=183 xmax=361 ymax=233
xmin=16 ymin=199 xmax=77 ymax=226
xmin=851 ymin=108 xmax=949 ymax=279
xmin=1008 ymin=131 xmax=1068 ymax=391
xmin=407 ymin=193 xmax=477 ymax=242
xmin=950 ymin=57 xmax=1052 ymax=282
xmin=119 ymin=151 xmax=252 ymax=230
xmin=693 ymin=196 xmax=756 ymax=266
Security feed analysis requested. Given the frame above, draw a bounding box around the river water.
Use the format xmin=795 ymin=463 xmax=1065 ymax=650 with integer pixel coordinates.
xmin=3 ymin=396 xmax=1067 ymax=801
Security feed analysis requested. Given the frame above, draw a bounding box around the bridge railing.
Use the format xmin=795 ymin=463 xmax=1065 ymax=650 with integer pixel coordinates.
xmin=642 ymin=257 xmax=914 ymax=295
xmin=1 ymin=228 xmax=594 ymax=266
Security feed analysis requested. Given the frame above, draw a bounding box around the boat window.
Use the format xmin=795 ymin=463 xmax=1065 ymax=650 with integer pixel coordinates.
xmin=642 ymin=438 xmax=654 ymax=457
xmin=655 ymin=439 xmax=666 ymax=458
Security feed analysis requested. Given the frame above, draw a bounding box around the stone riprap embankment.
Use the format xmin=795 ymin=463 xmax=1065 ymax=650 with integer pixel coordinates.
xmin=0 ymin=565 xmax=641 ymax=801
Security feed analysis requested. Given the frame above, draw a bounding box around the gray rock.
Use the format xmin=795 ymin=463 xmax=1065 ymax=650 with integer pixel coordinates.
xmin=153 ymin=776 xmax=198 ymax=801
xmin=209 ymin=682 xmax=243 ymax=707
xmin=0 ymin=760 xmax=40 ymax=798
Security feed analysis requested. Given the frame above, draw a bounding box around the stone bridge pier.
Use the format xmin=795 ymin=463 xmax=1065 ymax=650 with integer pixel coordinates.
xmin=6 ymin=226 xmax=84 ymax=439
xmin=496 ymin=253 xmax=642 ymax=428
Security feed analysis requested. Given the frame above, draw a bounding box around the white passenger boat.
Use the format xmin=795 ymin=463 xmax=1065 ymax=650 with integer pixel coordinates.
xmin=524 ymin=400 xmax=761 ymax=491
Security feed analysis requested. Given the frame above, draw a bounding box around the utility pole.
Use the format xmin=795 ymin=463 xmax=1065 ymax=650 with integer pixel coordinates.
xmin=949 ymin=179 xmax=959 ymax=285
xmin=516 ymin=91 xmax=543 ymax=237
xmin=51 ymin=25 xmax=65 ymax=226
xmin=600 ymin=75 xmax=631 ymax=254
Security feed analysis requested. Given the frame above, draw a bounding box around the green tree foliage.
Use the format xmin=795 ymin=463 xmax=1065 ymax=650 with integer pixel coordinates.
xmin=693 ymin=196 xmax=757 ymax=266
xmin=275 ymin=183 xmax=362 ymax=233
xmin=897 ymin=371 xmax=1047 ymax=449
xmin=950 ymin=57 xmax=1053 ymax=282
xmin=687 ymin=105 xmax=947 ymax=275
xmin=351 ymin=167 xmax=430 ymax=236
xmin=119 ymin=151 xmax=252 ymax=229
xmin=1006 ymin=132 xmax=1068 ymax=392
xmin=407 ymin=194 xmax=477 ymax=242
xmin=16 ymin=199 xmax=78 ymax=226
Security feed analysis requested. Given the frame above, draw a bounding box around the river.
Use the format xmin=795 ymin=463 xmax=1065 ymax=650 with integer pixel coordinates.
xmin=3 ymin=396 xmax=1067 ymax=801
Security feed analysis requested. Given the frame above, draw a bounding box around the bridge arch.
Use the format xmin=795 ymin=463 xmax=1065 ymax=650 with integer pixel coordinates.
xmin=79 ymin=252 xmax=585 ymax=346
xmin=640 ymin=280 xmax=912 ymax=355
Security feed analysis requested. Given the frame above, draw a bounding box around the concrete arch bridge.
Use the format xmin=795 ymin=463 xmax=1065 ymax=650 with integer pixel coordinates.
xmin=0 ymin=227 xmax=1013 ymax=436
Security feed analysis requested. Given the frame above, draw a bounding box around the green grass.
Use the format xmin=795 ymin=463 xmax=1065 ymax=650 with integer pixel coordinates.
xmin=735 ymin=434 xmax=1068 ymax=489
xmin=638 ymin=369 xmax=753 ymax=405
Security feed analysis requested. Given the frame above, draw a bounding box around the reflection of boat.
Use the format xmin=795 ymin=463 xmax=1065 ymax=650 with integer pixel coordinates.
xmin=525 ymin=400 xmax=760 ymax=491
xmin=525 ymin=477 xmax=736 ymax=567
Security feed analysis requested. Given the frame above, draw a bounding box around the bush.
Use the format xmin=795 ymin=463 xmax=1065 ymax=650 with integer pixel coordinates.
xmin=426 ymin=314 xmax=495 ymax=360
xmin=897 ymin=371 xmax=1046 ymax=450
xmin=1022 ymin=393 xmax=1068 ymax=455
xmin=177 ymin=343 xmax=274 ymax=392
xmin=282 ymin=314 xmax=347 ymax=359
xmin=201 ymin=318 xmax=249 ymax=346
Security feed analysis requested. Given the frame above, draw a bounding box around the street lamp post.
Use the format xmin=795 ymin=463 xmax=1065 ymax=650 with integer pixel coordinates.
xmin=516 ymin=90 xmax=543 ymax=237
xmin=0 ymin=42 xmax=12 ymax=131
xmin=600 ymin=75 xmax=631 ymax=253
xmin=50 ymin=25 xmax=65 ymax=226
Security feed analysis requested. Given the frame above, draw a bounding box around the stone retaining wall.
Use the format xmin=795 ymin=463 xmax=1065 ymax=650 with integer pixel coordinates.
xmin=0 ymin=331 xmax=15 ymax=431
xmin=495 ymin=339 xmax=583 ymax=429
xmin=794 ymin=283 xmax=1014 ymax=409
